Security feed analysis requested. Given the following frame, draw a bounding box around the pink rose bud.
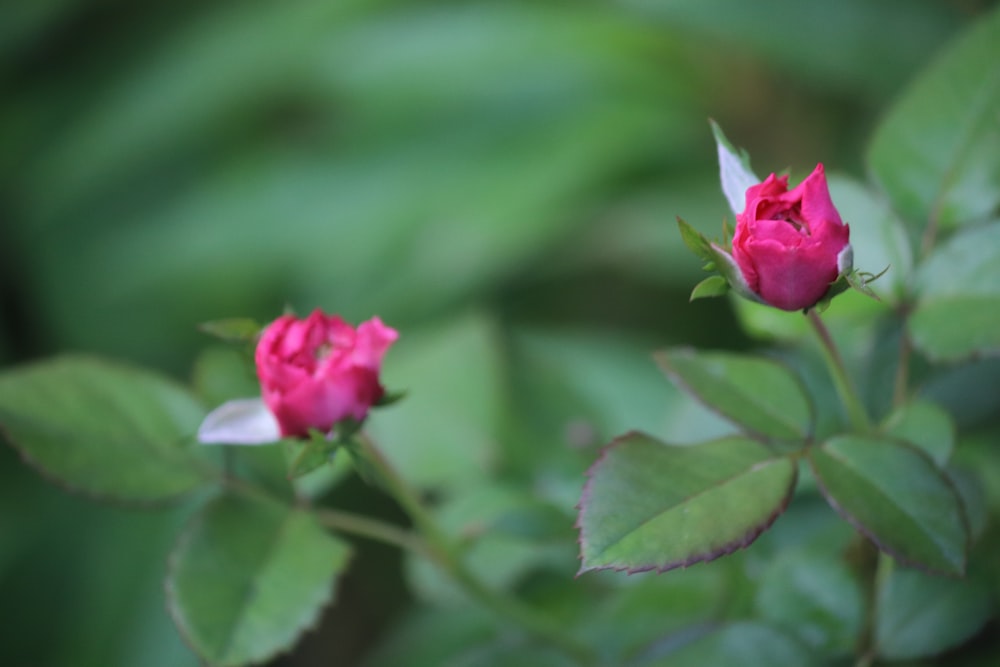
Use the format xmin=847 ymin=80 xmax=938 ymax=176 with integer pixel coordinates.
xmin=255 ymin=309 xmax=398 ymax=438
xmin=732 ymin=163 xmax=852 ymax=311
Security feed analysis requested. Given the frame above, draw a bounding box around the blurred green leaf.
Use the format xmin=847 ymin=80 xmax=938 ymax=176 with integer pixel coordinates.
xmin=808 ymin=435 xmax=968 ymax=575
xmin=646 ymin=621 xmax=811 ymax=667
xmin=868 ymin=7 xmax=1000 ymax=230
xmin=908 ymin=221 xmax=1000 ymax=361
xmin=366 ymin=313 xmax=502 ymax=490
xmin=167 ymin=491 xmax=351 ymax=667
xmin=875 ymin=566 xmax=993 ymax=660
xmin=828 ymin=175 xmax=913 ymax=301
xmin=754 ymin=550 xmax=864 ymax=653
xmin=578 ymin=433 xmax=796 ymax=573
xmin=655 ymin=349 xmax=814 ymax=441
xmin=881 ymin=400 xmax=955 ymax=466
xmin=0 ymin=356 xmax=213 ymax=503
xmin=406 ymin=485 xmax=574 ymax=606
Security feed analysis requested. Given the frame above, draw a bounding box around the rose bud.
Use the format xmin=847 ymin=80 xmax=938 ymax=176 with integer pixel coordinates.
xmin=731 ymin=163 xmax=852 ymax=311
xmin=254 ymin=310 xmax=398 ymax=438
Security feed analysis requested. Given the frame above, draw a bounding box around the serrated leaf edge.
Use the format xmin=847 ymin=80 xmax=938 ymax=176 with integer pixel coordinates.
xmin=575 ymin=431 xmax=798 ymax=575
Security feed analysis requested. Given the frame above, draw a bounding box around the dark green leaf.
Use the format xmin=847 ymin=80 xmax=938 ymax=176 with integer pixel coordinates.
xmin=754 ymin=551 xmax=864 ymax=653
xmin=875 ymin=566 xmax=993 ymax=660
xmin=647 ymin=621 xmax=811 ymax=667
xmin=578 ymin=433 xmax=797 ymax=573
xmin=881 ymin=400 xmax=955 ymax=466
xmin=808 ymin=435 xmax=968 ymax=575
xmin=0 ymin=356 xmax=213 ymax=503
xmin=167 ymin=492 xmax=351 ymax=667
xmin=711 ymin=120 xmax=759 ymax=217
xmin=868 ymin=7 xmax=1000 ymax=230
xmin=656 ymin=349 xmax=814 ymax=441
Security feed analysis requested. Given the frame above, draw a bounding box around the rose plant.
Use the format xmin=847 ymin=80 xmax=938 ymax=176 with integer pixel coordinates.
xmin=0 ymin=9 xmax=998 ymax=666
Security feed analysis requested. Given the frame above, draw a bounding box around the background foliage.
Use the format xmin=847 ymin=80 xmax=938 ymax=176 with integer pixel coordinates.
xmin=1 ymin=1 xmax=998 ymax=665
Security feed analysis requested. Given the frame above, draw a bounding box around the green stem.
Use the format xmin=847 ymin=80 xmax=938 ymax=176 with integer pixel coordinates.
xmin=807 ymin=309 xmax=872 ymax=433
xmin=354 ymin=432 xmax=597 ymax=666
xmin=314 ymin=507 xmax=428 ymax=556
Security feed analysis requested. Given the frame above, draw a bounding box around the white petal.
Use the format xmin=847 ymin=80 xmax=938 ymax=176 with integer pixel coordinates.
xmin=197 ymin=398 xmax=281 ymax=445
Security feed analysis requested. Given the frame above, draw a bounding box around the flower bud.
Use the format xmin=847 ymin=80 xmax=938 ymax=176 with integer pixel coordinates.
xmin=732 ymin=164 xmax=851 ymax=311
xmin=256 ymin=310 xmax=398 ymax=438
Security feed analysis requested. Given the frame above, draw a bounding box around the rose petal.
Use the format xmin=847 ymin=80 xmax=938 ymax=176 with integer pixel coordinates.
xmin=197 ymin=398 xmax=282 ymax=445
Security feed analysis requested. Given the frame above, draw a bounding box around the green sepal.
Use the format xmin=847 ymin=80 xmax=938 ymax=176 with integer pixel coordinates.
xmin=690 ymin=275 xmax=730 ymax=301
xmin=283 ymin=430 xmax=341 ymax=479
xmin=375 ymin=388 xmax=407 ymax=408
xmin=677 ymin=217 xmax=716 ymax=263
xmin=197 ymin=318 xmax=264 ymax=343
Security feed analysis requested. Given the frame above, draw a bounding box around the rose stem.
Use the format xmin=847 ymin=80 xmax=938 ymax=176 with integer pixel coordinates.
xmin=354 ymin=431 xmax=597 ymax=666
xmin=806 ymin=309 xmax=872 ymax=432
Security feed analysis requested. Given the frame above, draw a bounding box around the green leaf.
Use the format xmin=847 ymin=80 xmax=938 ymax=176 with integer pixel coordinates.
xmin=647 ymin=621 xmax=811 ymax=667
xmin=689 ymin=275 xmax=729 ymax=301
xmin=754 ymin=551 xmax=864 ymax=654
xmin=881 ymin=400 xmax=955 ymax=466
xmin=365 ymin=313 xmax=503 ymax=490
xmin=167 ymin=492 xmax=351 ymax=667
xmin=910 ymin=296 xmax=1000 ymax=362
xmin=808 ymin=435 xmax=968 ymax=575
xmin=909 ymin=219 xmax=1000 ymax=361
xmin=868 ymin=7 xmax=1000 ymax=229
xmin=577 ymin=433 xmax=797 ymax=573
xmin=711 ymin=120 xmax=760 ymax=217
xmin=655 ymin=349 xmax=814 ymax=441
xmin=875 ymin=566 xmax=993 ymax=660
xmin=197 ymin=318 xmax=263 ymax=344
xmin=0 ymin=356 xmax=213 ymax=503
xmin=826 ymin=176 xmax=913 ymax=301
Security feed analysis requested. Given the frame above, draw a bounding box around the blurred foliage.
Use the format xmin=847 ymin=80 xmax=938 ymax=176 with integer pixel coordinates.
xmin=1 ymin=0 xmax=998 ymax=666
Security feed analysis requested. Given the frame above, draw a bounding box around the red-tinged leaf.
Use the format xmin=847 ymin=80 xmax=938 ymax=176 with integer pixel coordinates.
xmin=577 ymin=432 xmax=797 ymax=574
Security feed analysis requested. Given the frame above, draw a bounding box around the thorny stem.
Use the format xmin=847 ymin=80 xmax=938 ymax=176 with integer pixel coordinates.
xmin=807 ymin=309 xmax=872 ymax=432
xmin=353 ymin=432 xmax=597 ymax=666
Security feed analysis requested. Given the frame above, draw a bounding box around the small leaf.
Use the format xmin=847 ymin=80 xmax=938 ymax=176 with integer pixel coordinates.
xmin=197 ymin=318 xmax=264 ymax=343
xmin=646 ymin=621 xmax=811 ymax=667
xmin=690 ymin=275 xmax=729 ymax=301
xmin=808 ymin=435 xmax=968 ymax=575
xmin=577 ymin=432 xmax=797 ymax=574
xmin=875 ymin=566 xmax=993 ymax=660
xmin=711 ymin=120 xmax=761 ymax=217
xmin=881 ymin=400 xmax=955 ymax=466
xmin=167 ymin=492 xmax=351 ymax=667
xmin=867 ymin=7 xmax=1000 ymax=229
xmin=0 ymin=356 xmax=213 ymax=503
xmin=198 ymin=398 xmax=281 ymax=446
xmin=655 ymin=349 xmax=814 ymax=441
